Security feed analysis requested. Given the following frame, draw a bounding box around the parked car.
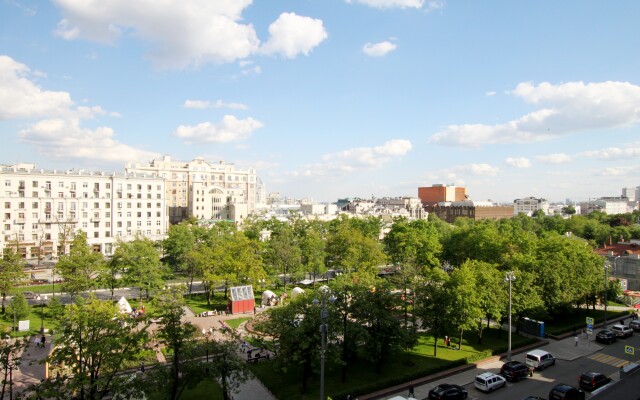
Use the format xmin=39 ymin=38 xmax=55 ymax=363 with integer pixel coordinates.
xmin=611 ymin=324 xmax=633 ymax=338
xmin=629 ymin=319 xmax=640 ymax=332
xmin=474 ymin=372 xmax=506 ymax=392
xmin=428 ymin=383 xmax=468 ymax=399
xmin=549 ymin=383 xmax=585 ymax=400
xmin=578 ymin=371 xmax=612 ymax=391
xmin=525 ymin=349 xmax=556 ymax=370
xmin=522 ymin=397 xmax=547 ymax=400
xmin=500 ymin=360 xmax=530 ymax=382
xmin=595 ymin=329 xmax=617 ymax=344
xmin=22 ymin=291 xmax=37 ymax=299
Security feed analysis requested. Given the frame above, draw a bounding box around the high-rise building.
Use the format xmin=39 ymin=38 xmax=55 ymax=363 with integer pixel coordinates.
xmin=126 ymin=155 xmax=260 ymax=224
xmin=1 ymin=163 xmax=167 ymax=259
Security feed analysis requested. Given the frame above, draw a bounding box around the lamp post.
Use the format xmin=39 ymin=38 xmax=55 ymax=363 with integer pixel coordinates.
xmin=39 ymin=295 xmax=48 ymax=334
xmin=505 ymin=271 xmax=516 ymax=363
xmin=313 ymin=287 xmax=336 ymax=400
xmin=604 ymin=256 xmax=620 ymax=329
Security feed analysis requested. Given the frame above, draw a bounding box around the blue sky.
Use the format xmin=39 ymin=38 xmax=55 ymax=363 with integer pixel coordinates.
xmin=1 ymin=0 xmax=639 ymax=204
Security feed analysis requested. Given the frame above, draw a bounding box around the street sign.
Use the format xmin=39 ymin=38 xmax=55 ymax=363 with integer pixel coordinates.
xmin=586 ymin=317 xmax=594 ymax=325
xmin=586 ymin=324 xmax=593 ymax=335
xmin=625 ymin=345 xmax=635 ymax=355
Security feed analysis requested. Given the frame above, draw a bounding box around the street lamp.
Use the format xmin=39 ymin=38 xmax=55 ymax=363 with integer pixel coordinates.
xmin=313 ymin=286 xmax=336 ymax=400
xmin=603 ymin=256 xmax=620 ymax=329
xmin=38 ymin=295 xmax=48 ymax=334
xmin=505 ymin=271 xmax=516 ymax=363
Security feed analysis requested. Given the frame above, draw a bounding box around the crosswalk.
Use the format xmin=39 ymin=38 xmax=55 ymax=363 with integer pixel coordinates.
xmin=589 ymin=352 xmax=632 ymax=368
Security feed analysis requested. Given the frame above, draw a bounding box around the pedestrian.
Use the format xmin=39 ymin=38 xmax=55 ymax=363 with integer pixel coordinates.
xmin=40 ymin=335 xmax=46 ymax=349
xmin=574 ymin=335 xmax=578 ymax=346
xmin=140 ymin=361 xmax=145 ymax=374
xmin=408 ymin=384 xmax=415 ymax=398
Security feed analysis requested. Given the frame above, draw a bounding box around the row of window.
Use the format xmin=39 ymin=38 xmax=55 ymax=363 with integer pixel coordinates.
xmin=4 ymin=180 xmax=163 ymax=192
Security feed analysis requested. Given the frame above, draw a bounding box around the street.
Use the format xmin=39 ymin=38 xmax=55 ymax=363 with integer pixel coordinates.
xmin=383 ymin=320 xmax=640 ymax=400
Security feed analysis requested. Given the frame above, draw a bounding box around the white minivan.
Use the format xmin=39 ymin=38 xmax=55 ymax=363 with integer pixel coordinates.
xmin=611 ymin=324 xmax=633 ymax=338
xmin=525 ymin=349 xmax=556 ymax=370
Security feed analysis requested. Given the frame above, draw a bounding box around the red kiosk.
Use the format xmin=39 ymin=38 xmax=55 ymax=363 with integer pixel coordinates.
xmin=228 ymin=285 xmax=255 ymax=314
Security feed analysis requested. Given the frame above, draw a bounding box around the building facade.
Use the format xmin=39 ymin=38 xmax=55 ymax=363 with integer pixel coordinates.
xmin=428 ymin=200 xmax=514 ymax=223
xmin=126 ymin=156 xmax=260 ymax=224
xmin=1 ymin=164 xmax=167 ymax=259
xmin=513 ymin=197 xmax=549 ymax=216
xmin=418 ymin=184 xmax=467 ymax=207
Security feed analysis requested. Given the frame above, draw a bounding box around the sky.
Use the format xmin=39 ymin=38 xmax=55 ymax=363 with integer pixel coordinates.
xmin=1 ymin=0 xmax=639 ymax=204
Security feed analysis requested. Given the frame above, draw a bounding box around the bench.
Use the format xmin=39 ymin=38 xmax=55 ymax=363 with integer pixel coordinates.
xmin=246 ymin=354 xmax=270 ymax=363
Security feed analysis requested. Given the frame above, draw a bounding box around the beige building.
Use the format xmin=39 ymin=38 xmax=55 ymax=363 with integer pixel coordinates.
xmin=513 ymin=197 xmax=549 ymax=216
xmin=1 ymin=163 xmax=167 ymax=259
xmin=126 ymin=155 xmax=261 ymax=224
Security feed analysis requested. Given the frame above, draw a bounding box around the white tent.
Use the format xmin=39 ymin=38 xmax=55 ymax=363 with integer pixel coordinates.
xmin=261 ymin=290 xmax=278 ymax=307
xmin=291 ymin=287 xmax=305 ymax=299
xmin=117 ymin=296 xmax=132 ymax=314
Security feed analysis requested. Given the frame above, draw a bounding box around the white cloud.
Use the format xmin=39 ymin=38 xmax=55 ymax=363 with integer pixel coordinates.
xmin=457 ymin=163 xmax=500 ymax=176
xmin=292 ymin=139 xmax=412 ymax=177
xmin=346 ymin=0 xmax=425 ymax=9
xmin=505 ymin=157 xmax=531 ymax=168
xmin=52 ymin=1 xmax=326 ymax=69
xmin=600 ymin=166 xmax=639 ymax=176
xmin=429 ymin=81 xmax=640 ymax=147
xmin=536 ymin=153 xmax=572 ymax=164
xmin=485 ymin=91 xmax=496 ymax=96
xmin=173 ymin=115 xmax=263 ymax=144
xmin=362 ymin=41 xmax=397 ymax=57
xmin=0 ymin=55 xmax=74 ymax=119
xmin=580 ymin=146 xmax=640 ymax=160
xmin=183 ymin=99 xmax=249 ymax=110
xmin=19 ymin=118 xmax=158 ymax=163
xmin=260 ymin=13 xmax=328 ymax=59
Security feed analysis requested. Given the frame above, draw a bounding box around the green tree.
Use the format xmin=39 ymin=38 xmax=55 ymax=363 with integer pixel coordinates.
xmin=562 ymin=205 xmax=576 ymax=215
xmin=446 ymin=263 xmax=483 ymax=351
xmin=0 ymin=249 xmax=27 ymax=314
xmin=149 ymin=287 xmax=208 ymax=400
xmin=31 ymin=296 xmax=150 ymax=400
xmin=265 ymin=226 xmax=302 ymax=292
xmin=414 ymin=266 xmax=451 ymax=356
xmin=207 ymin=331 xmax=251 ymax=400
xmin=56 ymin=231 xmax=105 ymax=299
xmin=6 ymin=293 xmax=29 ymax=323
xmin=299 ymin=223 xmax=327 ymax=288
xmin=118 ymin=238 xmax=167 ymax=300
xmin=0 ymin=337 xmax=28 ymax=400
xmin=470 ymin=261 xmax=504 ymax=344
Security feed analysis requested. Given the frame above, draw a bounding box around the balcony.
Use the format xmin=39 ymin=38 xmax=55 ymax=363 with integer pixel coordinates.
xmin=14 ymin=218 xmax=26 ymax=224
xmin=91 ymin=217 xmax=101 ymax=223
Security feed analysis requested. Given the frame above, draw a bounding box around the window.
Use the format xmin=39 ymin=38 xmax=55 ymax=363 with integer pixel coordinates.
xmin=32 ymin=181 xmax=38 ymax=188
xmin=117 ymin=221 xmax=122 ymax=228
xmin=4 ymin=202 xmax=9 ymax=209
xmin=137 ymin=221 xmax=142 ymax=227
xmin=105 ymin=222 xmax=110 ymax=228
xmin=137 ymin=212 xmax=142 ymax=218
xmin=147 ymin=212 xmax=151 ymax=218
xmin=83 ymin=182 xmax=88 ymax=188
xmin=58 ymin=192 xmax=64 ymax=198
xmin=4 ymin=180 xmax=10 ymax=187
xmin=106 ymin=183 xmax=111 ymax=189
xmin=94 ymin=202 xmax=99 ymax=209
xmin=70 ymin=203 xmax=76 ymax=210
xmin=147 ymin=185 xmax=152 ymax=190
xmin=82 ymin=222 xmax=88 ymax=228
xmin=94 ymin=232 xmax=99 ymax=238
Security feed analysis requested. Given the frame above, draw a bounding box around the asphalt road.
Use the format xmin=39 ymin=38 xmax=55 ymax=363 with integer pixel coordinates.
xmin=451 ymin=330 xmax=639 ymax=400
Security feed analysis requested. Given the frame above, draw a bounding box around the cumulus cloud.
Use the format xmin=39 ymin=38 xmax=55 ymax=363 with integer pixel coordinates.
xmin=52 ymin=1 xmax=326 ymax=68
xmin=0 ymin=55 xmax=74 ymax=119
xmin=362 ymin=41 xmax=397 ymax=57
xmin=429 ymin=81 xmax=640 ymax=147
xmin=536 ymin=153 xmax=572 ymax=164
xmin=580 ymin=146 xmax=640 ymax=160
xmin=173 ymin=115 xmax=263 ymax=144
xmin=260 ymin=13 xmax=328 ymax=59
xmin=505 ymin=157 xmax=531 ymax=168
xmin=292 ymin=139 xmax=412 ymax=177
xmin=19 ymin=118 xmax=158 ymax=163
xmin=485 ymin=91 xmax=496 ymax=96
xmin=600 ymin=166 xmax=639 ymax=176
xmin=183 ymin=99 xmax=249 ymax=110
xmin=346 ymin=0 xmax=425 ymax=9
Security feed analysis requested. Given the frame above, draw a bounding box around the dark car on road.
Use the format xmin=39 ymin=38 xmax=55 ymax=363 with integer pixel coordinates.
xmin=578 ymin=371 xmax=612 ymax=391
xmin=595 ymin=329 xmax=617 ymax=344
xmin=428 ymin=383 xmax=468 ymax=400
xmin=500 ymin=360 xmax=530 ymax=382
xmin=629 ymin=319 xmax=640 ymax=332
xmin=522 ymin=397 xmax=547 ymax=400
xmin=549 ymin=384 xmax=585 ymax=400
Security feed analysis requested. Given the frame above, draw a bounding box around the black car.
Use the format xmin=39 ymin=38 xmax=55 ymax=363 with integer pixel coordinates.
xmin=549 ymin=383 xmax=585 ymax=400
xmin=500 ymin=360 xmax=530 ymax=382
xmin=578 ymin=371 xmax=612 ymax=391
xmin=522 ymin=397 xmax=547 ymax=400
xmin=595 ymin=329 xmax=617 ymax=344
xmin=629 ymin=319 xmax=640 ymax=332
xmin=428 ymin=383 xmax=468 ymax=400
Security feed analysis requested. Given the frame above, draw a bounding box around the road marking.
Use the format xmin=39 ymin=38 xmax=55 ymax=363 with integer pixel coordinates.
xmin=589 ymin=352 xmax=628 ymax=367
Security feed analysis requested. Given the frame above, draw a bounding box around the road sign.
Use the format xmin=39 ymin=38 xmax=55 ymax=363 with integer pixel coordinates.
xmin=625 ymin=345 xmax=634 ymax=355
xmin=586 ymin=324 xmax=593 ymax=335
xmin=586 ymin=317 xmax=594 ymax=325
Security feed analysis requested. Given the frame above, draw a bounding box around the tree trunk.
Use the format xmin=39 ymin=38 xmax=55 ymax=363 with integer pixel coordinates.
xmin=433 ymin=334 xmax=438 ymax=357
xmin=458 ymin=329 xmax=464 ymax=352
xmin=1 ymin=292 xmax=5 ymax=314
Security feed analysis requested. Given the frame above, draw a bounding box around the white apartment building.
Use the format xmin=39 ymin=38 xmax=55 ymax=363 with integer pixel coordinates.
xmin=126 ymin=156 xmax=261 ymax=224
xmin=513 ymin=197 xmax=549 ymax=216
xmin=581 ymin=197 xmax=634 ymax=215
xmin=189 ymin=181 xmax=249 ymax=224
xmin=1 ymin=164 xmax=167 ymax=260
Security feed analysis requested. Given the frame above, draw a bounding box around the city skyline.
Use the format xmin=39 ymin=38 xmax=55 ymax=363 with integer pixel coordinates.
xmin=1 ymin=1 xmax=639 ymax=204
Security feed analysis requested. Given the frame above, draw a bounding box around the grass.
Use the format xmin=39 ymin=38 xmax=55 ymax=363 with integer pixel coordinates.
xmin=251 ymin=328 xmax=535 ymax=400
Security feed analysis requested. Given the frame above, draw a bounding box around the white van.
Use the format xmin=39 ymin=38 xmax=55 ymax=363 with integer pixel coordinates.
xmin=525 ymin=349 xmax=556 ymax=370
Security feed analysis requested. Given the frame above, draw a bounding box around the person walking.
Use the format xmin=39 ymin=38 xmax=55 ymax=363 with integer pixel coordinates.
xmin=574 ymin=335 xmax=579 ymax=346
xmin=140 ymin=361 xmax=145 ymax=374
xmin=408 ymin=384 xmax=415 ymax=398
